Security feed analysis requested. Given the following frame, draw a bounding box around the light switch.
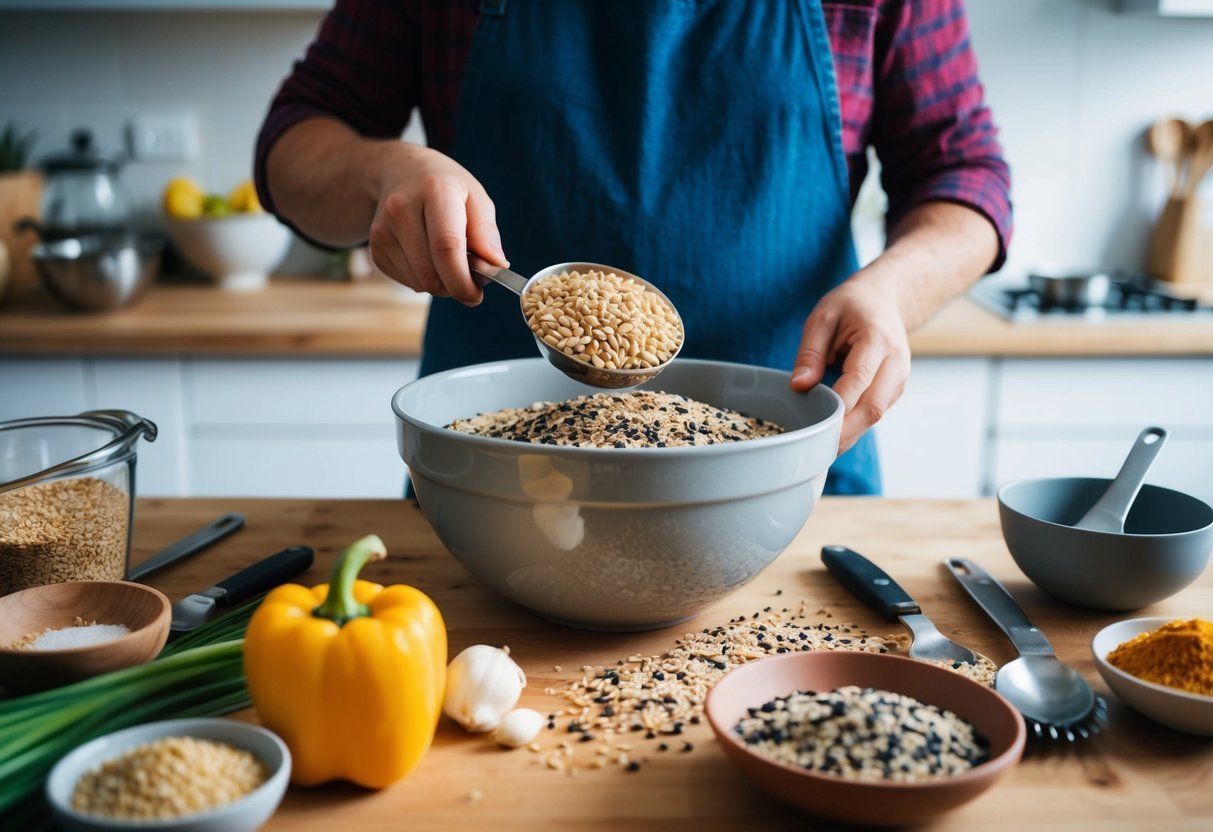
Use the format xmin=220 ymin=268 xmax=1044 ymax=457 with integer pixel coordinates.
xmin=127 ymin=115 xmax=200 ymax=163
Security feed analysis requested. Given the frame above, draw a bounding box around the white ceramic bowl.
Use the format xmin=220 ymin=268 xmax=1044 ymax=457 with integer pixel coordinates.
xmin=1091 ymin=616 xmax=1213 ymax=736
xmin=393 ymin=357 xmax=844 ymax=631
xmin=47 ymin=717 xmax=291 ymax=831
xmin=165 ymin=214 xmax=291 ymax=291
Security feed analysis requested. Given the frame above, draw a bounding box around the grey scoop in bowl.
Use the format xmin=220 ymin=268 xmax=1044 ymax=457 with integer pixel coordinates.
xmin=998 ymin=478 xmax=1213 ymax=611
xmin=392 ymin=358 xmax=843 ymax=631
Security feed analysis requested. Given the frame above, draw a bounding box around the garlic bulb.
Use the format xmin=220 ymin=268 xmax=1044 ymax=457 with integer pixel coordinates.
xmin=443 ymin=644 xmax=527 ymax=732
xmin=492 ymin=708 xmax=545 ymax=748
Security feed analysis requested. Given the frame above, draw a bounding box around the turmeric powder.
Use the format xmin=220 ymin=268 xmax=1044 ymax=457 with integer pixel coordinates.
xmin=1106 ymin=618 xmax=1213 ymax=696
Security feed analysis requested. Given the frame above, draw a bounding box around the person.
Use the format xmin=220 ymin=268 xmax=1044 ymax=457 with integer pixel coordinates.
xmin=254 ymin=0 xmax=1011 ymax=495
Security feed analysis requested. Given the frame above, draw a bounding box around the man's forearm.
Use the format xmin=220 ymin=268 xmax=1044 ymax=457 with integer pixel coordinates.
xmin=854 ymin=201 xmax=1000 ymax=332
xmin=264 ymin=117 xmax=396 ymax=248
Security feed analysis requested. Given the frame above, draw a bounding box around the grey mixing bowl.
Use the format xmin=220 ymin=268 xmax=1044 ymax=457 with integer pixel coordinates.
xmin=998 ymin=478 xmax=1213 ymax=610
xmin=392 ymin=358 xmax=843 ymax=630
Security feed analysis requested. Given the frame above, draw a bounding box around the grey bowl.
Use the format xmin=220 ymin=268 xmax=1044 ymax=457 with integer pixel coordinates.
xmin=34 ymin=234 xmax=161 ymax=312
xmin=392 ymin=358 xmax=843 ymax=631
xmin=998 ymin=477 xmax=1213 ymax=610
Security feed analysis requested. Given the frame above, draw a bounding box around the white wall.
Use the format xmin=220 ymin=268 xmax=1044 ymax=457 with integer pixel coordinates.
xmin=2 ymin=1 xmax=1212 ymax=276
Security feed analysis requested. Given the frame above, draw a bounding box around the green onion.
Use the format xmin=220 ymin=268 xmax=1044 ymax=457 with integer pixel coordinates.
xmin=0 ymin=597 xmax=265 ymax=822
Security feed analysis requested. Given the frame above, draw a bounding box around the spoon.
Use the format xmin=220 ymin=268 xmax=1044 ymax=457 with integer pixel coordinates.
xmin=1147 ymin=118 xmax=1192 ymax=198
xmin=1073 ymin=426 xmax=1167 ymax=534
xmin=467 ymin=253 xmax=684 ymax=389
xmin=946 ymin=559 xmax=1103 ymax=741
xmin=1182 ymin=120 xmax=1213 ymax=198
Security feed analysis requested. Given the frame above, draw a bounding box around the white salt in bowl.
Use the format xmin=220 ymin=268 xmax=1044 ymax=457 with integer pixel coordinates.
xmin=0 ymin=580 xmax=171 ymax=695
xmin=393 ymin=357 xmax=843 ymax=631
xmin=46 ymin=717 xmax=291 ymax=832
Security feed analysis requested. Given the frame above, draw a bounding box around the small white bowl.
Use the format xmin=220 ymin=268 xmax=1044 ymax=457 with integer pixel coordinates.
xmin=47 ymin=717 xmax=291 ymax=832
xmin=165 ymin=214 xmax=291 ymax=291
xmin=1091 ymin=616 xmax=1213 ymax=736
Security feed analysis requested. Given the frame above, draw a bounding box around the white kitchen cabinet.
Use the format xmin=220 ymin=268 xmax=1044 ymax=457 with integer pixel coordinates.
xmin=0 ymin=359 xmax=88 ymax=422
xmin=92 ymin=359 xmax=188 ymax=497
xmin=0 ymin=356 xmax=418 ymax=498
xmin=877 ymin=358 xmax=991 ymax=498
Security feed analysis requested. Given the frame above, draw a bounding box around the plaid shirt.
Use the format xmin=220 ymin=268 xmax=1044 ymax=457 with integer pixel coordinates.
xmin=257 ymin=0 xmax=1011 ymax=267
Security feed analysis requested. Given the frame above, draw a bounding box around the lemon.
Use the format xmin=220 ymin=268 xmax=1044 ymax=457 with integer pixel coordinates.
xmin=162 ymin=176 xmax=205 ymax=220
xmin=229 ymin=180 xmax=263 ymax=214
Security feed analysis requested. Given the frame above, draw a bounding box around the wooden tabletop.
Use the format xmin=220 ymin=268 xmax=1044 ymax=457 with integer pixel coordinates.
xmin=4 ymin=278 xmax=1213 ymax=357
xmin=122 ymin=497 xmax=1212 ymax=832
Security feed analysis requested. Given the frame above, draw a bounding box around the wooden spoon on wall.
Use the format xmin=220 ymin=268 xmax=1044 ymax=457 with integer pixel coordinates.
xmin=1147 ymin=117 xmax=1192 ymax=197
xmin=1182 ymin=120 xmax=1213 ymax=198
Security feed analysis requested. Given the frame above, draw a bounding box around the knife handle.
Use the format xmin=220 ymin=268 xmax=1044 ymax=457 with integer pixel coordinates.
xmin=215 ymin=546 xmax=314 ymax=606
xmin=127 ymin=512 xmax=246 ymax=581
xmin=821 ymin=545 xmax=920 ymax=621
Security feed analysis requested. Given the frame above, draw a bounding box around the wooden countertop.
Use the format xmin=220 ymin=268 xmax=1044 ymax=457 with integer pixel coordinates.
xmin=3 ymin=278 xmax=1213 ymax=358
xmin=113 ymin=497 xmax=1212 ymax=831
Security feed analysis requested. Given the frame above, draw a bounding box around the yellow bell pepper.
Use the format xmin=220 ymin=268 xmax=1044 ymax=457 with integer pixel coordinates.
xmin=244 ymin=535 xmax=446 ymax=788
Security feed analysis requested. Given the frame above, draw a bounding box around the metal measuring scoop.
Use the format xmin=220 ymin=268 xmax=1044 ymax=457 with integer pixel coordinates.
xmin=1072 ymin=426 xmax=1168 ymax=534
xmin=467 ymin=253 xmax=684 ymax=390
xmin=946 ymin=558 xmax=1105 ymax=742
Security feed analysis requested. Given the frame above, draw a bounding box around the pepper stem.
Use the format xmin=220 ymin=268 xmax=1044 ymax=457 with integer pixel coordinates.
xmin=313 ymin=535 xmax=387 ymax=626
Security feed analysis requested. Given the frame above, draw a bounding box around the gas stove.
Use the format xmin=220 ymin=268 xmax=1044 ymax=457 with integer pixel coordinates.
xmin=968 ymin=275 xmax=1213 ymax=323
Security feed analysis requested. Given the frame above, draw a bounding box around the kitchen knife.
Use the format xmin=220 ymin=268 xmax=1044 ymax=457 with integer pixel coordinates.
xmin=821 ymin=545 xmax=977 ymax=665
xmin=127 ymin=512 xmax=246 ymax=582
xmin=169 ymin=545 xmax=314 ymax=634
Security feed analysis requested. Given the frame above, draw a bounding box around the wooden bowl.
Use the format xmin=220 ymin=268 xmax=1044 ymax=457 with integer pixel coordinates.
xmin=705 ymin=651 xmax=1026 ymax=826
xmin=0 ymin=581 xmax=171 ymax=695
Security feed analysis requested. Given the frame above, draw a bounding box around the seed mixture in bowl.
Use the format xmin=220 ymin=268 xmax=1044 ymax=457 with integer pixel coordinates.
xmin=447 ymin=391 xmax=782 ymax=448
xmin=71 ymin=735 xmax=268 ymax=820
xmin=522 ymin=269 xmax=683 ymax=371
xmin=733 ymin=686 xmax=990 ymax=782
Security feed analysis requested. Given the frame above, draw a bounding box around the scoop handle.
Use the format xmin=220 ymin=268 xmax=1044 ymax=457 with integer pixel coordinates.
xmin=945 ymin=558 xmax=1055 ymax=658
xmin=468 ymin=252 xmax=528 ymax=295
xmin=1074 ymin=426 xmax=1168 ymax=533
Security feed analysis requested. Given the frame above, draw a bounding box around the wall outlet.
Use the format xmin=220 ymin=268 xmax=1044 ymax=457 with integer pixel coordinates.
xmin=127 ymin=115 xmax=200 ymax=163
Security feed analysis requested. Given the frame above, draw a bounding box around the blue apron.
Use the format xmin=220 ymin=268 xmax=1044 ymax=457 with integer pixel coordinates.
xmin=421 ymin=0 xmax=880 ymax=495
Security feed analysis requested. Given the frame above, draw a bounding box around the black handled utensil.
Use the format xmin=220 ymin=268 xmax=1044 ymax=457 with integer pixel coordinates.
xmin=169 ymin=545 xmax=314 ymax=634
xmin=127 ymin=512 xmax=246 ymax=582
xmin=822 ymin=545 xmax=977 ymax=665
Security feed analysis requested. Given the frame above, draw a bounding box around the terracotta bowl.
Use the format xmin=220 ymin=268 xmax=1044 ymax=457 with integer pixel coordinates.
xmin=705 ymin=651 xmax=1026 ymax=826
xmin=0 ymin=580 xmax=171 ymax=695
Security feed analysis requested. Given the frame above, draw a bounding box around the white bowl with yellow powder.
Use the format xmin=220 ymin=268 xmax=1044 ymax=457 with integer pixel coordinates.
xmin=46 ymin=718 xmax=291 ymax=831
xmin=1092 ymin=616 xmax=1213 ymax=736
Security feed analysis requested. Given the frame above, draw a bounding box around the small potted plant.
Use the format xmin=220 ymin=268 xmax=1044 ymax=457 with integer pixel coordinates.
xmin=0 ymin=122 xmax=41 ymax=305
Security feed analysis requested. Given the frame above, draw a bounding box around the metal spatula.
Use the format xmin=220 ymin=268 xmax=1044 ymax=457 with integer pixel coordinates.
xmin=822 ymin=546 xmax=977 ymax=665
xmin=946 ymin=558 xmax=1106 ymax=741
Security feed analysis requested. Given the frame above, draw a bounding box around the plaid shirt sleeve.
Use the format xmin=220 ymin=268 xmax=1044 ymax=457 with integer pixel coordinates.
xmin=829 ymin=0 xmax=1012 ymax=270
xmin=253 ymin=0 xmax=424 ymax=224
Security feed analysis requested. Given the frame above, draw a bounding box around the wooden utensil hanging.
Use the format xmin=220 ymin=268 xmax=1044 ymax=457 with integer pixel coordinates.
xmin=1146 ymin=117 xmax=1212 ymax=288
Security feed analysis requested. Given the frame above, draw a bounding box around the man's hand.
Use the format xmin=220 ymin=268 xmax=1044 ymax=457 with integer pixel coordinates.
xmin=368 ymin=144 xmax=507 ymax=306
xmin=265 ymin=119 xmax=507 ymax=307
xmin=790 ymin=272 xmax=911 ymax=455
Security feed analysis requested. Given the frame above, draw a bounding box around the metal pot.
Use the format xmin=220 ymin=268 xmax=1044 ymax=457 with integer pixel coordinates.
xmin=1027 ymin=268 xmax=1111 ymax=308
xmin=32 ymin=233 xmax=161 ymax=311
